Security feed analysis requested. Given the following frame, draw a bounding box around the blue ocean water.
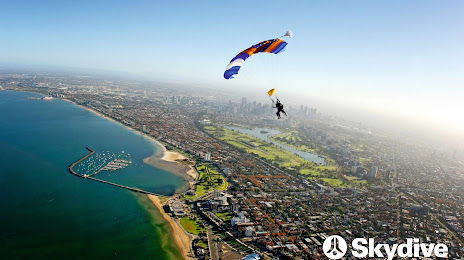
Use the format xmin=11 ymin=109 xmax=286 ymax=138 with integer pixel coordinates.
xmin=0 ymin=91 xmax=183 ymax=259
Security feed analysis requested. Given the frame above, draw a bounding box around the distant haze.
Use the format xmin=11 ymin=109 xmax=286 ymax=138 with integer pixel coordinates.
xmin=235 ymin=85 xmax=464 ymax=148
xmin=1 ymin=1 xmax=463 ymax=148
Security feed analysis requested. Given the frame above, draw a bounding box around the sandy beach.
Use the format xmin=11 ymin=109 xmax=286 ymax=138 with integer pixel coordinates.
xmin=142 ymin=143 xmax=198 ymax=194
xmin=148 ymin=195 xmax=194 ymax=260
xmin=161 ymin=150 xmax=198 ymax=184
xmin=64 ymin=99 xmax=198 ymax=184
xmin=78 ymin=103 xmax=197 ymax=259
xmin=62 ymin=98 xmax=197 ymax=259
xmin=64 ymin=99 xmax=129 ymax=129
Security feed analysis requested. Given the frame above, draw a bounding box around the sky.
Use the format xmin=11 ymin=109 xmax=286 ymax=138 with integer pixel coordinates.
xmin=1 ymin=0 xmax=464 ymax=141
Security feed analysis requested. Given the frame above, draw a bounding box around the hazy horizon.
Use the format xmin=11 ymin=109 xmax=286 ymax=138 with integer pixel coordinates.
xmin=2 ymin=63 xmax=463 ymax=151
xmin=1 ymin=0 xmax=463 ymax=148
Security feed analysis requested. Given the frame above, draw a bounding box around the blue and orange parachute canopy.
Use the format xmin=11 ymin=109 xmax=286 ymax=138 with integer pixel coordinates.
xmin=224 ymin=38 xmax=288 ymax=80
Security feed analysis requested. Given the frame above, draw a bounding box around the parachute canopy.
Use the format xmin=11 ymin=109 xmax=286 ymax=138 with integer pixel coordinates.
xmin=224 ymin=38 xmax=288 ymax=80
xmin=267 ymin=88 xmax=276 ymax=96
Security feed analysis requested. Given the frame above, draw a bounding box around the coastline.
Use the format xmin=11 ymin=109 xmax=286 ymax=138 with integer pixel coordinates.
xmin=3 ymin=90 xmax=195 ymax=259
xmin=61 ymin=98 xmax=197 ymax=259
xmin=143 ymin=149 xmax=198 ymax=193
xmin=63 ymin=98 xmax=198 ymax=184
xmin=148 ymin=195 xmax=194 ymax=260
xmin=63 ymin=99 xmax=128 ymax=131
xmin=162 ymin=151 xmax=197 ymax=181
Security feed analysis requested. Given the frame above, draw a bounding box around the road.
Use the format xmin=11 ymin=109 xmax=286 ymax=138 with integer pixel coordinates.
xmin=207 ymin=227 xmax=219 ymax=260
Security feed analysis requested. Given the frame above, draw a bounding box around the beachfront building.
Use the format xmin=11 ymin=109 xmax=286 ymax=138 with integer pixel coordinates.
xmin=169 ymin=200 xmax=185 ymax=217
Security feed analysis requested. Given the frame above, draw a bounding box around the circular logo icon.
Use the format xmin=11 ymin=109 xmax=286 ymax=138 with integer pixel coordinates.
xmin=323 ymin=235 xmax=347 ymax=259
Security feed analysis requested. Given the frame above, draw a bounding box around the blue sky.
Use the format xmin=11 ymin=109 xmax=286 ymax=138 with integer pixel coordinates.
xmin=1 ymin=0 xmax=464 ymax=134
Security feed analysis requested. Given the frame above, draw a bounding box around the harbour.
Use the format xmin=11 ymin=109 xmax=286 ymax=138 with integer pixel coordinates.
xmin=68 ymin=147 xmax=167 ymax=197
xmin=0 ymin=91 xmax=184 ymax=259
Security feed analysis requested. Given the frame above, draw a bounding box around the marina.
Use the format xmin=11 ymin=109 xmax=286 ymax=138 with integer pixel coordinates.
xmin=69 ymin=147 xmax=166 ymax=197
xmin=73 ymin=149 xmax=132 ymax=176
xmin=1 ymin=90 xmax=186 ymax=259
xmin=100 ymin=159 xmax=131 ymax=171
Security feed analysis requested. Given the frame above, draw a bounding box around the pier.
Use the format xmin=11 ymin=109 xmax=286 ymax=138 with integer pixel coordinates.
xmin=69 ymin=147 xmax=166 ymax=197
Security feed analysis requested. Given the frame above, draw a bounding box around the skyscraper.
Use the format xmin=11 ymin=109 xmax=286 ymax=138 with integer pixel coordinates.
xmin=241 ymin=97 xmax=247 ymax=109
xmin=370 ymin=166 xmax=378 ymax=178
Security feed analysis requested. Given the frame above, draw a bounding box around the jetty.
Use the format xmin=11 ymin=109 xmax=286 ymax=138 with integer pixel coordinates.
xmin=100 ymin=159 xmax=130 ymax=171
xmin=69 ymin=147 xmax=166 ymax=197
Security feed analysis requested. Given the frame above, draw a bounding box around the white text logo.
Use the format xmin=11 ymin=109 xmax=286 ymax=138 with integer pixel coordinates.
xmin=323 ymin=236 xmax=448 ymax=260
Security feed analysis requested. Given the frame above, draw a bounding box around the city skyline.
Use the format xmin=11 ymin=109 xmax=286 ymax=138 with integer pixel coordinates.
xmin=3 ymin=73 xmax=463 ymax=258
xmin=2 ymin=2 xmax=464 ymax=259
xmin=1 ymin=1 xmax=463 ymax=138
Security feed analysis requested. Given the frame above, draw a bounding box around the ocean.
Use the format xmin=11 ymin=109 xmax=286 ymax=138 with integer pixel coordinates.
xmin=0 ymin=91 xmax=183 ymax=259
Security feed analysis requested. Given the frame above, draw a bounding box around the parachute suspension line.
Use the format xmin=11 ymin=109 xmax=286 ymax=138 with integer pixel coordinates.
xmin=271 ymin=53 xmax=277 ymax=89
xmin=269 ymin=95 xmax=275 ymax=104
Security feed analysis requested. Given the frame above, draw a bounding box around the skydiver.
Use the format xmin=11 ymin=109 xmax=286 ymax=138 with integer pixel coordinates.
xmin=273 ymin=98 xmax=287 ymax=119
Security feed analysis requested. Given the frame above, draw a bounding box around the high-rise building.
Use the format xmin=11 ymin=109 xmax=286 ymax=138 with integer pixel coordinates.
xmin=351 ymin=166 xmax=358 ymax=174
xmin=241 ymin=97 xmax=247 ymax=108
xmin=171 ymin=96 xmax=177 ymax=104
xmin=213 ymin=189 xmax=220 ymax=199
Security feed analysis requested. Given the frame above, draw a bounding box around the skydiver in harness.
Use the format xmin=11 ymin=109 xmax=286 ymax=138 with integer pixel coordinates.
xmin=273 ymin=98 xmax=287 ymax=119
xmin=267 ymin=89 xmax=287 ymax=119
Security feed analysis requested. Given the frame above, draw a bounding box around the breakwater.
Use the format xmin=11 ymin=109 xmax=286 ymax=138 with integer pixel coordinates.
xmin=69 ymin=147 xmax=166 ymax=197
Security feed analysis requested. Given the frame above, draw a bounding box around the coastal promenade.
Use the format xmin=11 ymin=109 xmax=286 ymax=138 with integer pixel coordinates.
xmin=69 ymin=147 xmax=166 ymax=197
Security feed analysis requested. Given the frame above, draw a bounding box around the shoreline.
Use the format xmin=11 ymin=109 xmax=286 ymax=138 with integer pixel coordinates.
xmin=61 ymin=97 xmax=197 ymax=259
xmin=162 ymin=151 xmax=197 ymax=181
xmin=144 ymin=149 xmax=198 ymax=193
xmin=63 ymin=99 xmax=133 ymax=134
xmin=6 ymin=90 xmax=196 ymax=259
xmin=148 ymin=195 xmax=194 ymax=260
xmin=63 ymin=98 xmax=198 ymax=185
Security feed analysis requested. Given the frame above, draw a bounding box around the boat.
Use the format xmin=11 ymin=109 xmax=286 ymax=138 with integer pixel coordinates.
xmin=260 ymin=130 xmax=269 ymax=134
xmin=42 ymin=96 xmax=54 ymax=100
